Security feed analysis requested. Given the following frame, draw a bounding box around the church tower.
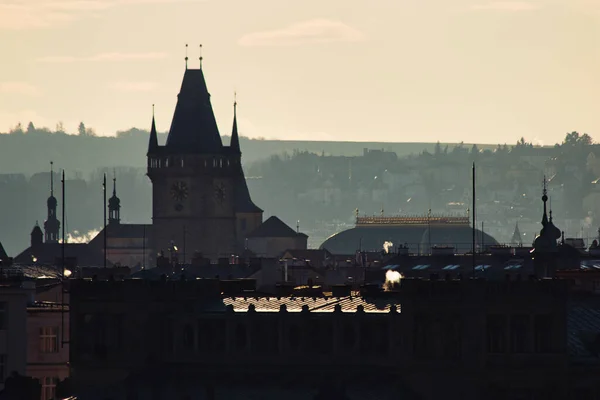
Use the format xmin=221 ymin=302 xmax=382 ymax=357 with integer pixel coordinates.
xmin=108 ymin=175 xmax=121 ymax=225
xmin=147 ymin=64 xmax=262 ymax=260
xmin=44 ymin=161 xmax=60 ymax=243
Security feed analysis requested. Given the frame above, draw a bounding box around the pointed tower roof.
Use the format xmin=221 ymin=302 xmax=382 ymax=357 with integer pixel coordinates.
xmin=230 ymin=95 xmax=240 ymax=153
xmin=164 ymin=69 xmax=223 ymax=154
xmin=511 ymin=222 xmax=522 ymax=245
xmin=108 ymin=174 xmax=120 ymax=210
xmin=148 ymin=106 xmax=158 ymax=154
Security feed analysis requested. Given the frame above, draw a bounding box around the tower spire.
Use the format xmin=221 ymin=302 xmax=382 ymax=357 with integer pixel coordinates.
xmin=199 ymin=44 xmax=203 ymax=69
xmin=230 ymin=92 xmax=240 ymax=153
xmin=44 ymin=160 xmax=60 ymax=243
xmin=541 ymin=176 xmax=548 ymax=227
xmin=50 ymin=161 xmax=54 ymax=195
xmin=148 ymin=104 xmax=158 ymax=154
xmin=185 ymin=44 xmax=188 ymax=70
xmin=113 ymin=169 xmax=116 ymax=197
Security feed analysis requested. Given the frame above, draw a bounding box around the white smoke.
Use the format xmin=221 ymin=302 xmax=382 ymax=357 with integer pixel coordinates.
xmin=383 ymin=241 xmax=394 ymax=254
xmin=60 ymin=229 xmax=100 ymax=244
xmin=384 ymin=270 xmax=403 ymax=291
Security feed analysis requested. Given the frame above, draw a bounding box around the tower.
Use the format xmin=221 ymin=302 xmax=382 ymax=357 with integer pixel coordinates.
xmin=44 ymin=161 xmax=60 ymax=243
xmin=108 ymin=174 xmax=121 ymax=225
xmin=147 ymin=65 xmax=262 ymax=260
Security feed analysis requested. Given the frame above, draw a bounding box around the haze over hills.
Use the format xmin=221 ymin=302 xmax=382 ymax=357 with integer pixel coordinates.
xmin=0 ymin=126 xmax=594 ymax=259
xmin=0 ymin=126 xmax=498 ymax=175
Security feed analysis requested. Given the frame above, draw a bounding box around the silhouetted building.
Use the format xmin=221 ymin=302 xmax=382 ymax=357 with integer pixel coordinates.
xmin=147 ymin=67 xmax=263 ymax=260
xmin=246 ymin=216 xmax=308 ymax=257
xmin=320 ymin=214 xmax=498 ymax=255
xmin=65 ymin=277 xmax=600 ymax=399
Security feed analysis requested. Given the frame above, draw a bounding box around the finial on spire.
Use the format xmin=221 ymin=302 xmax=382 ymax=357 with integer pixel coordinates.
xmin=113 ymin=169 xmax=116 ymax=196
xmin=50 ymin=161 xmax=54 ymax=195
xmin=152 ymin=103 xmax=155 ymax=117
xmin=185 ymin=44 xmax=189 ymax=69
xmin=199 ymin=44 xmax=203 ymax=69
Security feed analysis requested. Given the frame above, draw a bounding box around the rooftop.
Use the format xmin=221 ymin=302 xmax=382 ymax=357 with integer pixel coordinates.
xmin=222 ymin=295 xmax=399 ymax=313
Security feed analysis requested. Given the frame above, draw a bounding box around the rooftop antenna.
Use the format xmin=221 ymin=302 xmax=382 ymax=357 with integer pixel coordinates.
xmin=297 ymin=220 xmax=300 ymax=233
xmin=199 ymin=44 xmax=203 ymax=69
xmin=185 ymin=44 xmax=188 ymax=70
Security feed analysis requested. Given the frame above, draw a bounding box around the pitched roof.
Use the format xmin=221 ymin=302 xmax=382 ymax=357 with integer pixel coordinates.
xmin=164 ymin=69 xmax=223 ymax=154
xmin=233 ymin=169 xmax=263 ymax=213
xmin=0 ymin=241 xmax=8 ymax=260
xmin=248 ymin=216 xmax=306 ymax=238
xmin=147 ymin=114 xmax=158 ymax=154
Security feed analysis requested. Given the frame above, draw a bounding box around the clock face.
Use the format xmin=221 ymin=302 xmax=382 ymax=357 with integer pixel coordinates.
xmin=170 ymin=181 xmax=188 ymax=202
xmin=214 ymin=182 xmax=226 ymax=203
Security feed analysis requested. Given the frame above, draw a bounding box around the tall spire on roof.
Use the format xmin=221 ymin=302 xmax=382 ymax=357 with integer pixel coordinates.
xmin=230 ymin=92 xmax=240 ymax=153
xmin=108 ymin=170 xmax=121 ymax=225
xmin=185 ymin=44 xmax=188 ymax=70
xmin=541 ymin=176 xmax=548 ymax=227
xmin=512 ymin=221 xmax=522 ymax=246
xmin=148 ymin=104 xmax=158 ymax=153
xmin=44 ymin=161 xmax=59 ymax=243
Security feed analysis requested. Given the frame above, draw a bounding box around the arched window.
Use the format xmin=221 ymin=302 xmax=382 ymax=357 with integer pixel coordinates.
xmin=220 ymin=159 xmax=223 ymax=168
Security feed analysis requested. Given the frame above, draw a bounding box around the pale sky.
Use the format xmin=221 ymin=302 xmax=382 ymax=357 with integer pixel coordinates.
xmin=0 ymin=0 xmax=599 ymax=144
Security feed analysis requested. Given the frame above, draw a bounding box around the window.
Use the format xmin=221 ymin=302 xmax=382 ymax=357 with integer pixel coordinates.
xmin=0 ymin=302 xmax=6 ymax=329
xmin=40 ymin=327 xmax=59 ymax=353
xmin=41 ymin=377 xmax=58 ymax=400
xmin=0 ymin=354 xmax=6 ymax=383
xmin=486 ymin=315 xmax=506 ymax=353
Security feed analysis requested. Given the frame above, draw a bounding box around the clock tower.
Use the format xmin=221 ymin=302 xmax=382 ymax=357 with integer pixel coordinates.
xmin=147 ymin=67 xmax=263 ymax=261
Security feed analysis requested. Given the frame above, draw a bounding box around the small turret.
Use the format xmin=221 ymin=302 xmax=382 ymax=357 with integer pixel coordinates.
xmin=108 ymin=174 xmax=121 ymax=225
xmin=44 ymin=161 xmax=60 ymax=243
xmin=31 ymin=222 xmax=43 ymax=248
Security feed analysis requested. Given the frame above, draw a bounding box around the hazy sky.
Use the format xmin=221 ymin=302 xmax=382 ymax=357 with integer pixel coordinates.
xmin=0 ymin=0 xmax=598 ymax=144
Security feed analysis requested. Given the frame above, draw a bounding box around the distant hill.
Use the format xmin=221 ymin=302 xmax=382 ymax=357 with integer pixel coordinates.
xmin=0 ymin=129 xmax=496 ymax=175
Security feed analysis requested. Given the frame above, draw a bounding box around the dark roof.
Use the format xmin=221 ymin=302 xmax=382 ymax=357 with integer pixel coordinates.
xmin=282 ymin=249 xmax=333 ymax=263
xmin=164 ymin=69 xmax=223 ymax=154
xmin=147 ymin=115 xmax=158 ymax=153
xmin=248 ymin=216 xmax=306 ymax=238
xmin=13 ymin=243 xmax=108 ymax=267
xmin=229 ymin=102 xmax=240 ymax=153
xmin=130 ymin=264 xmax=260 ymax=280
xmin=320 ymin=225 xmax=498 ymax=255
xmin=233 ymin=166 xmax=263 ymax=213
xmin=0 ymin=241 xmax=7 ymax=260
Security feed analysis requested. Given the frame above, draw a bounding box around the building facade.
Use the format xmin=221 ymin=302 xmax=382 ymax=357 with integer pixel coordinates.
xmin=66 ymin=277 xmax=599 ymax=400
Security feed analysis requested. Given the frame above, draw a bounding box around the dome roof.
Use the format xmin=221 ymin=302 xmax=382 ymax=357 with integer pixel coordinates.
xmin=108 ymin=194 xmax=121 ymax=209
xmin=47 ymin=195 xmax=57 ymax=209
xmin=419 ymin=226 xmax=499 ymax=254
xmin=319 ymin=224 xmax=499 ymax=255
